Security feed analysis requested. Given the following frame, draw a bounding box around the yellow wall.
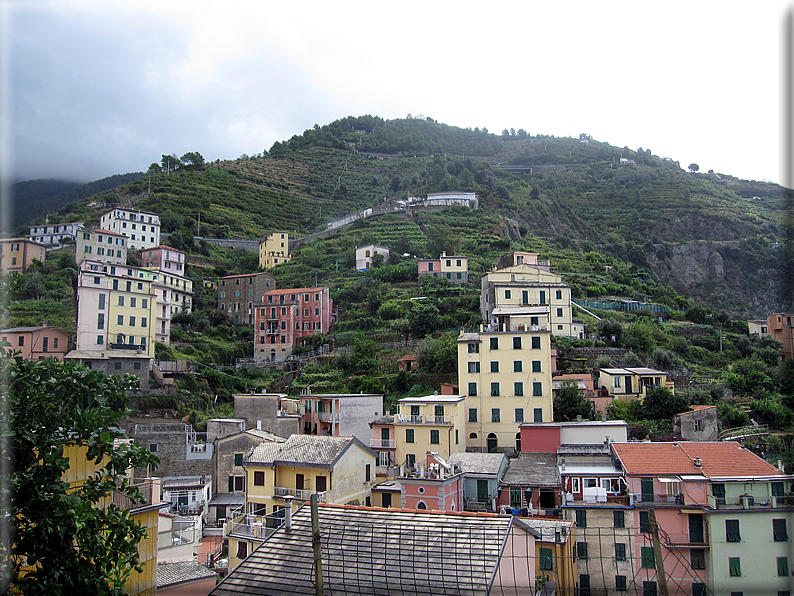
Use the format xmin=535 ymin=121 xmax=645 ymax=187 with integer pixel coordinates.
xmin=259 ymin=232 xmax=291 ymax=269
xmin=394 ymin=400 xmax=464 ymax=465
xmin=458 ymin=330 xmax=553 ymax=452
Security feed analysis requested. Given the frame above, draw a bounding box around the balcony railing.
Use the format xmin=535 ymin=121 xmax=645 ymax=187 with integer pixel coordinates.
xmin=317 ymin=412 xmax=339 ymax=423
xmin=394 ymin=415 xmax=452 ymax=425
xmin=274 ymin=486 xmax=327 ymax=502
xmin=370 ymin=439 xmax=397 ymax=449
xmin=111 ymin=478 xmax=160 ymax=511
xmin=227 ymin=514 xmax=284 ymax=541
xmin=707 ymin=493 xmax=794 ymax=509
xmin=660 ymin=532 xmax=708 ymax=547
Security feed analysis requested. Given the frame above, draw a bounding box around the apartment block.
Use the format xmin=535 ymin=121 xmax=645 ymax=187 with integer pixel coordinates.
xmin=302 ymin=393 xmax=383 ymax=440
xmin=75 ymin=260 xmax=158 ymax=357
xmin=76 ymin=229 xmax=127 ymax=265
xmin=457 ymin=324 xmax=554 ymax=455
xmin=258 ymin=232 xmax=291 ymax=269
xmin=99 ymin=208 xmax=161 ymax=250
xmin=481 ymin=261 xmax=584 ymax=339
xmin=0 ymin=238 xmax=46 ymax=273
xmin=28 ymin=221 xmax=84 ymax=246
xmin=142 ymin=245 xmax=185 ymax=275
xmin=369 ymin=394 xmax=465 ymax=471
xmin=218 ymin=272 xmax=276 ymax=325
xmin=253 ymin=287 xmax=334 ymax=361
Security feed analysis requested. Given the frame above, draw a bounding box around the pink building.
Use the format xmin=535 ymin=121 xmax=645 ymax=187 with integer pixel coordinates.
xmin=400 ymin=454 xmax=464 ymax=511
xmin=0 ymin=325 xmax=69 ymax=360
xmin=253 ymin=287 xmax=334 ymax=361
xmin=143 ymin=245 xmax=185 ymax=275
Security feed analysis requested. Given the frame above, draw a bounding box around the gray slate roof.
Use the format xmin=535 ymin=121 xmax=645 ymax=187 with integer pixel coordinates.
xmin=447 ymin=452 xmax=506 ymax=476
xmin=501 ymin=452 xmax=559 ymax=488
xmin=211 ymin=504 xmax=514 ymax=596
xmin=157 ymin=561 xmax=217 ymax=589
xmin=246 ymin=434 xmax=375 ymax=468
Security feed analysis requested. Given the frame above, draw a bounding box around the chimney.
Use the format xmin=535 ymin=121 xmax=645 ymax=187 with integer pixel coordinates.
xmin=693 ymin=457 xmax=702 ymax=468
xmin=284 ymin=495 xmax=293 ymax=532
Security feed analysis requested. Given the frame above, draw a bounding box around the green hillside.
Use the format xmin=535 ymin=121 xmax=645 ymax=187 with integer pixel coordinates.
xmin=25 ymin=115 xmax=789 ymax=317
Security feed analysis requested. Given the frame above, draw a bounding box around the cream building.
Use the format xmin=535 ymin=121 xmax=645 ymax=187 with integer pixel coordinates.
xmin=481 ymin=262 xmax=584 ymax=339
xmin=76 ymin=229 xmax=127 ymax=265
xmin=258 ymin=232 xmax=291 ymax=269
xmin=99 ymin=209 xmax=161 ymax=250
xmin=458 ymin=323 xmax=554 ymax=455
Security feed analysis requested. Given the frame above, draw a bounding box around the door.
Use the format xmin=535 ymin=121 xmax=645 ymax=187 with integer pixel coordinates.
xmin=296 ymin=474 xmax=304 ymax=491
xmin=477 ymin=479 xmax=489 ymax=503
xmin=625 ymin=376 xmax=632 ymax=393
xmin=381 ymin=427 xmax=390 ymax=448
xmin=487 ymin=433 xmax=498 ymax=453
xmin=382 ymin=492 xmax=392 ymax=508
xmin=689 ymin=514 xmax=704 ymax=543
xmin=641 ymin=477 xmax=654 ymax=502
xmin=435 ymin=405 xmax=444 ymax=423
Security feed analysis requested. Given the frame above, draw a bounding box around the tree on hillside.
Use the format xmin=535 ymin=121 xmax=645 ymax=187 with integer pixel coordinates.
xmin=688 ymin=163 xmax=699 ymax=172
xmin=643 ymin=386 xmax=690 ymax=420
xmin=161 ymin=153 xmax=180 ymax=174
xmin=2 ymin=349 xmax=159 ymax=594
xmin=180 ymin=152 xmax=205 ymax=169
xmin=553 ymin=380 xmax=594 ymax=421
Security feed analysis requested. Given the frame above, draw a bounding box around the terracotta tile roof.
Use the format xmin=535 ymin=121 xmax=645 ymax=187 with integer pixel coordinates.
xmin=675 ymin=405 xmax=717 ymax=415
xmin=210 ymin=503 xmax=515 ymax=595
xmin=612 ymin=442 xmax=784 ymax=478
xmin=262 ymin=287 xmax=328 ymax=295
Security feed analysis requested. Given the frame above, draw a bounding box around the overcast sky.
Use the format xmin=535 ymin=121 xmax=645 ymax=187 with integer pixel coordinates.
xmin=2 ymin=1 xmax=792 ymax=186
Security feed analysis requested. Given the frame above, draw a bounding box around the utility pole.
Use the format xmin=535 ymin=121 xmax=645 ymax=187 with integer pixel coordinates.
xmin=311 ymin=493 xmax=324 ymax=596
xmin=649 ymin=509 xmax=669 ymax=596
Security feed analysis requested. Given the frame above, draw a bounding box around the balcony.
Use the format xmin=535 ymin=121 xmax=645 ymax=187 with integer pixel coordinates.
xmin=631 ymin=493 xmax=685 ymax=507
xmin=370 ymin=439 xmax=397 ymax=449
xmin=225 ymin=513 xmax=284 ymax=541
xmin=707 ymin=493 xmax=794 ymax=509
xmin=111 ymin=478 xmax=161 ymax=511
xmin=660 ymin=532 xmax=708 ymax=548
xmin=273 ymin=486 xmax=327 ymax=502
xmin=394 ymin=415 xmax=452 ymax=425
xmin=317 ymin=412 xmax=339 ymax=423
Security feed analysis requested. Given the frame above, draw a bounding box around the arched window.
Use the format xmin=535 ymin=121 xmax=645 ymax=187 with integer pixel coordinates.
xmin=515 ymin=432 xmax=522 ymax=453
xmin=416 ymin=501 xmax=427 ymax=510
xmin=366 ymin=250 xmax=371 ymax=257
xmin=469 ymin=433 xmax=478 ymax=439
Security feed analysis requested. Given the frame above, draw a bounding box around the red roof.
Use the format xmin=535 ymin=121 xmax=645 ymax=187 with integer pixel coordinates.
xmin=612 ymin=442 xmax=783 ymax=478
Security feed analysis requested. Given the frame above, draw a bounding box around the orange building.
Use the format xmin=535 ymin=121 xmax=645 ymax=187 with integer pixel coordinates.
xmin=767 ymin=312 xmax=794 ymax=360
xmin=0 ymin=325 xmax=70 ymax=360
xmin=0 ymin=238 xmax=46 ymax=273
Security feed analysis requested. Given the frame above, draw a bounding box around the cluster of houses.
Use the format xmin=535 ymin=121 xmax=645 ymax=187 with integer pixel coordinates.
xmin=127 ymin=383 xmax=792 ymax=595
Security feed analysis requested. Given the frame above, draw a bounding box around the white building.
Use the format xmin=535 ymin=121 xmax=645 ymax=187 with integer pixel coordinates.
xmin=99 ymin=209 xmax=161 ymax=250
xmin=28 ymin=222 xmax=85 ymax=246
xmin=355 ymin=244 xmax=390 ymax=270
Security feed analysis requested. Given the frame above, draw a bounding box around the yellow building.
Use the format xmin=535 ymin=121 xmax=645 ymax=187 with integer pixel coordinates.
xmin=457 ymin=324 xmax=554 ymax=455
xmin=481 ymin=263 xmax=584 ymax=339
xmin=51 ymin=445 xmax=165 ymax=596
xmin=226 ymin=434 xmax=377 ymax=570
xmin=258 ymin=232 xmax=291 ymax=269
xmin=596 ymin=367 xmax=674 ymax=402
xmin=389 ymin=394 xmax=465 ymax=470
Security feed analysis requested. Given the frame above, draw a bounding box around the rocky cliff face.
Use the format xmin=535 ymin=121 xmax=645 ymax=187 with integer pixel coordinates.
xmin=648 ymin=242 xmax=781 ymax=318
